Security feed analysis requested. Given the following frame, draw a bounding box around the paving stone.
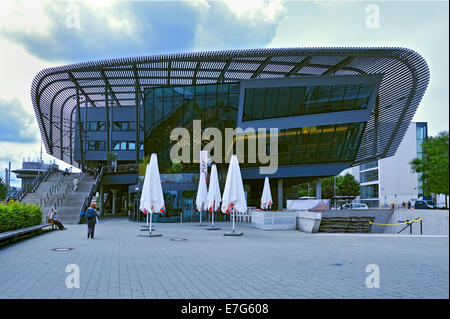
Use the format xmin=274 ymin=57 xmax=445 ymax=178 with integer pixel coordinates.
xmin=0 ymin=218 xmax=448 ymax=299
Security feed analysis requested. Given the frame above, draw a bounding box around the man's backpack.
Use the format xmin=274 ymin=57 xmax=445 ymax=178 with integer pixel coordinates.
xmin=86 ymin=208 xmax=95 ymax=220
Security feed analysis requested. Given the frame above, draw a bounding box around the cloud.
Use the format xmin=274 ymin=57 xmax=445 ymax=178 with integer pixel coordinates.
xmin=0 ymin=97 xmax=39 ymax=143
xmin=0 ymin=0 xmax=287 ymax=62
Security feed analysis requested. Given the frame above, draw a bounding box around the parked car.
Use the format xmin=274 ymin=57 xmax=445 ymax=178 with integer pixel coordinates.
xmin=414 ymin=200 xmax=437 ymax=209
xmin=339 ymin=203 xmax=369 ymax=210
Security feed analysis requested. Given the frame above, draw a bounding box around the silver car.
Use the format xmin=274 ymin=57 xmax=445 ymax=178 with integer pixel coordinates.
xmin=339 ymin=203 xmax=369 ymax=210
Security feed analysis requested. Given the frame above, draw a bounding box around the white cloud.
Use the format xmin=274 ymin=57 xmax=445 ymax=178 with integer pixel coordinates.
xmin=223 ymin=0 xmax=286 ymax=24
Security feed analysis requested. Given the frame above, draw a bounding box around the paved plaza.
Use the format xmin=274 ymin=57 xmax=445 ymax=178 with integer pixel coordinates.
xmin=0 ymin=218 xmax=448 ymax=299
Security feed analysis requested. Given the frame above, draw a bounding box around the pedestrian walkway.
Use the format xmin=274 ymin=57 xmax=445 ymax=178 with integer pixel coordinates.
xmin=0 ymin=218 xmax=448 ymax=299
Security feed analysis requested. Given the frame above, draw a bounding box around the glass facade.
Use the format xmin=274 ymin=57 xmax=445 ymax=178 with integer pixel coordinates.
xmin=360 ymin=169 xmax=379 ymax=183
xmin=416 ymin=122 xmax=427 ymax=197
xmin=144 ymin=82 xmax=367 ymax=173
xmin=86 ymin=140 xmax=106 ymax=151
xmin=243 ymin=83 xmax=374 ymax=121
xmin=360 ymin=199 xmax=379 ymax=208
xmin=112 ymin=141 xmax=143 ymax=151
xmin=361 ymin=184 xmax=379 ymax=199
xmin=360 ymin=160 xmax=378 ymax=171
xmin=86 ymin=121 xmax=144 ymax=131
xmin=86 ymin=121 xmax=106 ymax=131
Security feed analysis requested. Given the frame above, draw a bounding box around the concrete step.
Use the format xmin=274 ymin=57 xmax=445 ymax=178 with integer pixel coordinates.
xmin=21 ymin=171 xmax=99 ymax=225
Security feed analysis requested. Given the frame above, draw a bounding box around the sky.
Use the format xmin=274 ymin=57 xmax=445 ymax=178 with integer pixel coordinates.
xmin=0 ymin=0 xmax=448 ymax=187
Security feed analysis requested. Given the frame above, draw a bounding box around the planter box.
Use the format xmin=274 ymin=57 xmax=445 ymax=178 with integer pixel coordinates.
xmin=251 ymin=210 xmax=297 ymax=230
xmin=296 ymin=211 xmax=322 ymax=233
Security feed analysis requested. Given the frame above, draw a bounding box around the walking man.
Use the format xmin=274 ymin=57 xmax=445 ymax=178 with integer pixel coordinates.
xmin=73 ymin=176 xmax=79 ymax=191
xmin=86 ymin=203 xmax=100 ymax=238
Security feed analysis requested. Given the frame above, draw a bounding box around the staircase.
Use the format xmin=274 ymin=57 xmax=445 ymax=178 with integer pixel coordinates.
xmin=22 ymin=172 xmax=97 ymax=224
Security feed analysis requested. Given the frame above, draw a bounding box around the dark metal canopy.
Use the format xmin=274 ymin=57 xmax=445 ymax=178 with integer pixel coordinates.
xmin=31 ymin=47 xmax=429 ymax=167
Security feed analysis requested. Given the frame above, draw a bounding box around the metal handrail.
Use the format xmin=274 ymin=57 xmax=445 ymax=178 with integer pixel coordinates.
xmin=5 ymin=165 xmax=57 ymax=203
xmin=80 ymin=166 xmax=104 ymax=215
xmin=397 ymin=217 xmax=423 ymax=235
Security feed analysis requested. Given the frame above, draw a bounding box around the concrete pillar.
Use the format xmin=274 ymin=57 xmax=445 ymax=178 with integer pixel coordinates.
xmin=316 ymin=179 xmax=322 ymax=200
xmin=277 ymin=178 xmax=283 ymax=210
xmin=111 ymin=189 xmax=119 ymax=215
xmin=100 ymin=186 xmax=104 ymax=215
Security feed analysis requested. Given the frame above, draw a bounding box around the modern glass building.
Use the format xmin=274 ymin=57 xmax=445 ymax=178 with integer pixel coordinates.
xmin=31 ymin=48 xmax=429 ymax=213
xmin=345 ymin=122 xmax=429 ymax=208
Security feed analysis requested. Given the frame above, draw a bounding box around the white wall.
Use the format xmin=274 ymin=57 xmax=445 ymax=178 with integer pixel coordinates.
xmin=378 ymin=122 xmax=419 ymax=206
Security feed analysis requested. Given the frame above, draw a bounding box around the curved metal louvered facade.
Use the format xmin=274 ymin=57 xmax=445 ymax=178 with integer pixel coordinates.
xmin=31 ymin=47 xmax=429 ymax=169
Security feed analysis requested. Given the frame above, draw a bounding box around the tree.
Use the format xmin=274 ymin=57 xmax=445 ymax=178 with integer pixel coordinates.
xmin=138 ymin=155 xmax=150 ymax=176
xmin=298 ymin=182 xmax=315 ymax=198
xmin=410 ymin=130 xmax=449 ymax=208
xmin=165 ymin=160 xmax=184 ymax=174
xmin=337 ymin=173 xmax=360 ymax=197
xmin=0 ymin=177 xmax=8 ymax=201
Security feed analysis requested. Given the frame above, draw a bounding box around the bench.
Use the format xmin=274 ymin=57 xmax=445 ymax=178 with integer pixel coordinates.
xmin=0 ymin=223 xmax=56 ymax=244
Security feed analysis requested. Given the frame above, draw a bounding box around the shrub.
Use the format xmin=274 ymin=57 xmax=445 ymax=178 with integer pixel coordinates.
xmin=0 ymin=201 xmax=43 ymax=233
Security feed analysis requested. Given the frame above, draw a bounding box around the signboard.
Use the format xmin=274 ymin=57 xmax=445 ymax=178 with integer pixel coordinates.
xmin=200 ymin=150 xmax=208 ymax=178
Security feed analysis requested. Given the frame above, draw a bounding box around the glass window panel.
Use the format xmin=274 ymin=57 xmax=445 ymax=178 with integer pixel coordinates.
xmin=253 ymin=88 xmax=266 ymax=115
xmin=121 ymin=141 xmax=127 ymax=150
xmin=229 ymin=83 xmax=240 ymax=94
xmin=264 ymin=87 xmax=278 ymax=119
xmin=163 ymin=87 xmax=173 ymax=98
xmin=113 ymin=141 xmax=120 ymax=151
xmin=228 ymin=94 xmax=239 ymax=109
xmin=154 ymin=88 xmax=163 ymax=98
xmin=184 ymin=86 xmax=195 ymax=99
xmin=128 ymin=142 xmax=136 ymax=151
xmin=218 ymin=84 xmax=228 ymax=93
xmin=289 ymin=87 xmax=305 ymax=116
xmin=277 ymin=87 xmax=290 ymax=117
xmin=217 ymin=93 xmax=228 ymax=106
xmin=206 ymin=85 xmax=216 ymax=95
xmin=243 ymin=89 xmax=254 ymax=121
xmin=195 ymin=85 xmax=206 ymax=96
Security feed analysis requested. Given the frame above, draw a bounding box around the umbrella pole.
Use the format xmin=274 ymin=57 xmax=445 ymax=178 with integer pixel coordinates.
xmin=200 ymin=209 xmax=202 ymax=225
xmin=149 ymin=212 xmax=152 ymax=235
xmin=212 ymin=211 xmax=214 ymax=227
xmin=232 ymin=209 xmax=235 ymax=233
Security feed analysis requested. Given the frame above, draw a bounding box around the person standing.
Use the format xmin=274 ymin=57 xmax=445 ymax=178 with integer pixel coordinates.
xmin=73 ymin=177 xmax=79 ymax=191
xmin=86 ymin=203 xmax=100 ymax=239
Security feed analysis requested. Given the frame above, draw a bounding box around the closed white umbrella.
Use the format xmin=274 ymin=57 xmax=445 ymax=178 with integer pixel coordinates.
xmin=260 ymin=177 xmax=273 ymax=210
xmin=206 ymin=164 xmax=221 ymax=230
xmin=139 ymin=162 xmax=153 ymax=231
xmin=221 ymin=155 xmax=247 ymax=236
xmin=139 ymin=153 xmax=165 ymax=237
xmin=195 ymin=171 xmax=208 ymax=226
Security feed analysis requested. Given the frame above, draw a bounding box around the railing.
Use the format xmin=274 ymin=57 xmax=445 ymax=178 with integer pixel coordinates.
xmin=369 ymin=217 xmax=423 ymax=235
xmin=397 ymin=217 xmax=423 ymax=235
xmin=5 ymin=165 xmax=57 ymax=203
xmin=42 ymin=173 xmax=70 ymax=212
xmin=79 ymin=166 xmax=104 ymax=217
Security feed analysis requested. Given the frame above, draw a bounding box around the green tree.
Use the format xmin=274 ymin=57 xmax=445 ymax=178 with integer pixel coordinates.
xmin=337 ymin=173 xmax=360 ymax=197
xmin=165 ymin=160 xmax=184 ymax=174
xmin=138 ymin=155 xmax=150 ymax=176
xmin=0 ymin=177 xmax=8 ymax=201
xmin=298 ymin=182 xmax=316 ymax=198
xmin=297 ymin=176 xmax=349 ymax=199
xmin=410 ymin=130 xmax=449 ymax=208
